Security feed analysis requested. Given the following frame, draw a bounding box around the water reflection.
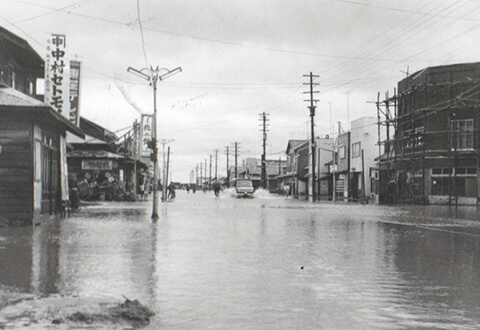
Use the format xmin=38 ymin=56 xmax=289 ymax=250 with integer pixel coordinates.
xmin=1 ymin=195 xmax=480 ymax=328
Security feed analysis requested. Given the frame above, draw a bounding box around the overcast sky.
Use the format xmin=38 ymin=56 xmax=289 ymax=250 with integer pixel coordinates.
xmin=2 ymin=0 xmax=480 ymax=181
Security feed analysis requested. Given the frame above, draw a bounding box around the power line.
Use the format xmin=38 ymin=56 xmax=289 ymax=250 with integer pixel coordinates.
xmin=136 ymin=0 xmax=149 ymax=68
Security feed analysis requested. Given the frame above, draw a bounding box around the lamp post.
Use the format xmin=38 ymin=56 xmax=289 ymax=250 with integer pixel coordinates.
xmin=127 ymin=65 xmax=182 ymax=220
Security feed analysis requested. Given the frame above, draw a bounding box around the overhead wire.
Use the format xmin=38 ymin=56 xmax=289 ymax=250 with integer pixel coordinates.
xmin=136 ymin=0 xmax=149 ymax=68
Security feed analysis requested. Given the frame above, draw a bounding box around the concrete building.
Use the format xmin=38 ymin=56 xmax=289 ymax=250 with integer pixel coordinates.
xmin=349 ymin=117 xmax=378 ymax=201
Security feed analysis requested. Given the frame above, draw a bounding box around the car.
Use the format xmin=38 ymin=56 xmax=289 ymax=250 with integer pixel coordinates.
xmin=232 ymin=178 xmax=255 ymax=198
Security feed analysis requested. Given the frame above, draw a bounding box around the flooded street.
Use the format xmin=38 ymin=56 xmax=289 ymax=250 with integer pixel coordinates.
xmin=2 ymin=191 xmax=480 ymax=329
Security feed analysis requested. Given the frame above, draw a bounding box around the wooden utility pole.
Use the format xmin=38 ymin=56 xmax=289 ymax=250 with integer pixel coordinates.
xmin=225 ymin=146 xmax=230 ymax=185
xmin=304 ymin=72 xmax=319 ymax=202
xmin=195 ymin=164 xmax=199 ymax=186
xmin=214 ymin=149 xmax=218 ymax=179
xmin=133 ymin=119 xmax=138 ymax=194
xmin=209 ymin=154 xmax=212 ymax=185
xmin=166 ymin=146 xmax=170 ymax=189
xmin=234 ymin=142 xmax=238 ymax=179
xmin=259 ymin=112 xmax=269 ymax=189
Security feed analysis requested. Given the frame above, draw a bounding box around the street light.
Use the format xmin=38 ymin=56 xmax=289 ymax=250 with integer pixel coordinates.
xmin=127 ymin=65 xmax=182 ymax=220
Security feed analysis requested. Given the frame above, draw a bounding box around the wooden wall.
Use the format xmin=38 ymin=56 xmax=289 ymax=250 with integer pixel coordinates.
xmin=0 ymin=120 xmax=33 ymax=226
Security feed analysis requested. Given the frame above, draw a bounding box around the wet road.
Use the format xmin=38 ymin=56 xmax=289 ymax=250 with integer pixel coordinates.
xmin=2 ymin=189 xmax=480 ymax=328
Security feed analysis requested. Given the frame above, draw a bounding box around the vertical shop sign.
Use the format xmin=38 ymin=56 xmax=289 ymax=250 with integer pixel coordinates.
xmin=69 ymin=61 xmax=81 ymax=126
xmin=45 ymin=34 xmax=69 ymax=118
xmin=140 ymin=114 xmax=153 ymax=157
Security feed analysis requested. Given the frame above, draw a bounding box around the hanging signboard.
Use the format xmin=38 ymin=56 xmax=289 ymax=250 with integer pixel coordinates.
xmin=69 ymin=60 xmax=81 ymax=126
xmin=45 ymin=34 xmax=70 ymax=118
xmin=82 ymin=160 xmax=113 ymax=170
xmin=140 ymin=114 xmax=153 ymax=157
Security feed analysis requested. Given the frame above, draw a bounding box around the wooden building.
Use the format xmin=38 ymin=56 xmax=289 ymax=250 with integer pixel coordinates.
xmin=0 ymin=25 xmax=84 ymax=226
xmin=0 ymin=86 xmax=84 ymax=226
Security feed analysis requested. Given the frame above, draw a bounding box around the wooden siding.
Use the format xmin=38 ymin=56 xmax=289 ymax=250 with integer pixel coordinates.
xmin=0 ymin=121 xmax=32 ymax=226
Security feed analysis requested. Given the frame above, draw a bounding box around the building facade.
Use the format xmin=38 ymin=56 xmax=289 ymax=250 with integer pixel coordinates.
xmin=0 ymin=26 xmax=84 ymax=226
xmin=379 ymin=62 xmax=480 ymax=205
xmin=349 ymin=117 xmax=378 ymax=201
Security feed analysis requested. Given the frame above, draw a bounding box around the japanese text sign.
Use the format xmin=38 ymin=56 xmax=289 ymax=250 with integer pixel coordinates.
xmin=45 ymin=34 xmax=69 ymax=118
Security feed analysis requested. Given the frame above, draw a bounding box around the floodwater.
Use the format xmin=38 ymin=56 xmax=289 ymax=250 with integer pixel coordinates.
xmin=2 ymin=189 xmax=480 ymax=329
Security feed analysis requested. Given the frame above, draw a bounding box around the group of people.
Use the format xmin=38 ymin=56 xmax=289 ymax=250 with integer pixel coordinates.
xmin=184 ymin=181 xmax=222 ymax=197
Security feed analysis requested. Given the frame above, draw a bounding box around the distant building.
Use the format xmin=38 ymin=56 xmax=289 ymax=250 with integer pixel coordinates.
xmin=67 ymin=117 xmax=148 ymax=200
xmin=349 ymin=117 xmax=378 ymax=200
xmin=308 ymin=136 xmax=335 ymax=200
xmin=277 ymin=140 xmax=309 ymax=198
xmin=239 ymin=157 xmax=286 ymax=191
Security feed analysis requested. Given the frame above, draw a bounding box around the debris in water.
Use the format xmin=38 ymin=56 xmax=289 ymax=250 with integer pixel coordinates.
xmin=67 ymin=296 xmax=155 ymax=327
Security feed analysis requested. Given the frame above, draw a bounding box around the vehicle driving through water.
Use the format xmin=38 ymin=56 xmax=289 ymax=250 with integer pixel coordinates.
xmin=232 ymin=178 xmax=255 ymax=198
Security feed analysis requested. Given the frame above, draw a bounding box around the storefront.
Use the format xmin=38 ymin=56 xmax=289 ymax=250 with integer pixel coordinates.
xmin=0 ymin=87 xmax=84 ymax=226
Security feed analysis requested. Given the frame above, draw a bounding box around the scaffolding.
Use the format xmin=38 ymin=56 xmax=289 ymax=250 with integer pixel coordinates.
xmin=376 ymin=65 xmax=480 ymax=205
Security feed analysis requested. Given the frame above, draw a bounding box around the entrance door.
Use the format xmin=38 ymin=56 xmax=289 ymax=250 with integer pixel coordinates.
xmin=41 ymin=140 xmax=59 ymax=215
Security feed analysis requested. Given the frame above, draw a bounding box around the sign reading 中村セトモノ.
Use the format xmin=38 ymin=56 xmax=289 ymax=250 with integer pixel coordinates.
xmin=45 ymin=34 xmax=69 ymax=118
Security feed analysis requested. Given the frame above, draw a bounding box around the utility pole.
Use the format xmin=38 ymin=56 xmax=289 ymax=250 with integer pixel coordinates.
xmin=234 ymin=142 xmax=239 ymax=179
xmin=259 ymin=112 xmax=269 ymax=189
xmin=133 ymin=119 xmax=138 ymax=195
xmin=225 ymin=146 xmax=230 ymax=185
xmin=195 ymin=164 xmax=199 ymax=186
xmin=158 ymin=139 xmax=174 ymax=202
xmin=214 ymin=149 xmax=218 ymax=179
xmin=209 ymin=154 xmax=212 ymax=186
xmin=205 ymin=158 xmax=207 ymax=186
xmin=127 ymin=65 xmax=182 ymax=220
xmin=165 ymin=146 xmax=171 ymax=192
xmin=200 ymin=162 xmax=203 ymax=186
xmin=304 ymin=72 xmax=319 ymax=202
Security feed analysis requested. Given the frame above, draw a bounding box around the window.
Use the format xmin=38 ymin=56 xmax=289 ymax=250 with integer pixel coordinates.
xmin=451 ymin=119 xmax=474 ymax=150
xmin=352 ymin=142 xmax=361 ymax=158
xmin=338 ymin=145 xmax=346 ymax=159
xmin=431 ymin=167 xmax=477 ymax=197
xmin=415 ymin=126 xmax=424 ymax=147
xmin=405 ymin=127 xmax=424 ymax=149
xmin=0 ymin=65 xmax=14 ymax=88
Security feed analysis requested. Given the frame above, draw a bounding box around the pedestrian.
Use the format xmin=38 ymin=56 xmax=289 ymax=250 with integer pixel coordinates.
xmin=213 ymin=181 xmax=221 ymax=197
xmin=283 ymin=184 xmax=290 ymax=198
xmin=186 ymin=184 xmax=190 ymax=193
xmin=139 ymin=183 xmax=145 ymax=200
xmin=167 ymin=182 xmax=176 ymax=200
